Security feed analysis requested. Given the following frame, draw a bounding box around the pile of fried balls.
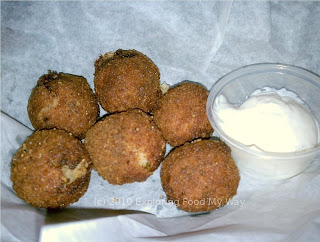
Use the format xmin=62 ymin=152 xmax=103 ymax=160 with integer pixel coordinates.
xmin=11 ymin=49 xmax=240 ymax=212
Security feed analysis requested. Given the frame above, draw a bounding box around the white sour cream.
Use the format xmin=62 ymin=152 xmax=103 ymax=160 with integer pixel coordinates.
xmin=214 ymin=88 xmax=318 ymax=153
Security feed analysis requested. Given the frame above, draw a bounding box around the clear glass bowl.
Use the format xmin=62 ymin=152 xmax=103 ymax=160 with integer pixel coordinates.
xmin=206 ymin=63 xmax=320 ymax=180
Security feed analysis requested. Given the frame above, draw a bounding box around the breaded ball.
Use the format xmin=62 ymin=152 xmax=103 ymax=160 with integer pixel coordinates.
xmin=85 ymin=109 xmax=166 ymax=185
xmin=161 ymin=139 xmax=240 ymax=212
xmin=94 ymin=49 xmax=161 ymax=113
xmin=153 ymin=82 xmax=213 ymax=147
xmin=28 ymin=71 xmax=99 ymax=139
xmin=11 ymin=129 xmax=92 ymax=208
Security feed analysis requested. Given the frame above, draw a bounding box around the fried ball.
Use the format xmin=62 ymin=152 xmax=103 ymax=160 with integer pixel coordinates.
xmin=85 ymin=109 xmax=166 ymax=185
xmin=11 ymin=129 xmax=92 ymax=209
xmin=153 ymin=82 xmax=213 ymax=147
xmin=94 ymin=49 xmax=161 ymax=113
xmin=28 ymin=71 xmax=99 ymax=139
xmin=161 ymin=139 xmax=240 ymax=212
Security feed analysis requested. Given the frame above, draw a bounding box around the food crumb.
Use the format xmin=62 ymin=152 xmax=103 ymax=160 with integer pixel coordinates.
xmin=160 ymin=82 xmax=170 ymax=94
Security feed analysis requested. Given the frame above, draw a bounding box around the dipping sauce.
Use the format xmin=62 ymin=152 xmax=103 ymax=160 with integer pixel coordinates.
xmin=214 ymin=88 xmax=318 ymax=153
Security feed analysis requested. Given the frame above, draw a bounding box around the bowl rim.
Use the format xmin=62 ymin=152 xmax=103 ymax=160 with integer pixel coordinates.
xmin=206 ymin=63 xmax=320 ymax=159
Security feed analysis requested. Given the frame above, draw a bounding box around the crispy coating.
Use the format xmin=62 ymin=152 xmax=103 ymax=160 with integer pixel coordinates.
xmin=11 ymin=129 xmax=92 ymax=208
xmin=94 ymin=49 xmax=161 ymax=113
xmin=85 ymin=109 xmax=166 ymax=185
xmin=28 ymin=71 xmax=100 ymax=139
xmin=161 ymin=139 xmax=240 ymax=212
xmin=153 ymin=82 xmax=213 ymax=147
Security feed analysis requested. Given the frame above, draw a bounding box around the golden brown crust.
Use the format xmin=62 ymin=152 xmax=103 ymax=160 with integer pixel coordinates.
xmin=27 ymin=71 xmax=100 ymax=139
xmin=10 ymin=129 xmax=92 ymax=208
xmin=94 ymin=49 xmax=161 ymax=113
xmin=85 ymin=109 xmax=166 ymax=185
xmin=161 ymin=139 xmax=240 ymax=212
xmin=153 ymin=82 xmax=213 ymax=147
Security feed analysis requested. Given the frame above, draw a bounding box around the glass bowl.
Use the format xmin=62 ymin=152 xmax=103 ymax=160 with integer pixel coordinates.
xmin=206 ymin=63 xmax=320 ymax=180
